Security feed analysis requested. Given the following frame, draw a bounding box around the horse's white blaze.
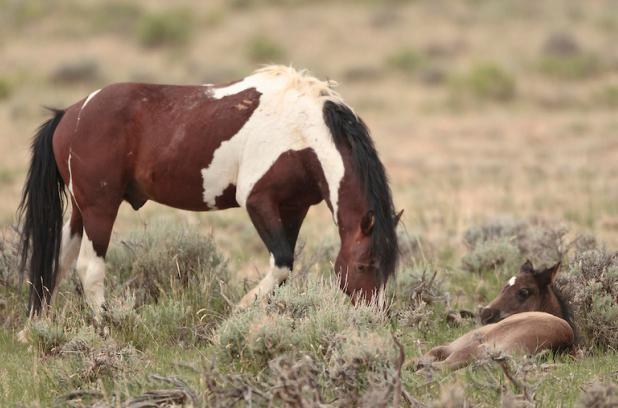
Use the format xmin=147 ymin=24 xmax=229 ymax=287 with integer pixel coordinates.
xmin=76 ymin=233 xmax=106 ymax=315
xmin=508 ymin=276 xmax=517 ymax=286
xmin=52 ymin=222 xmax=82 ymax=302
xmin=201 ymin=66 xmax=345 ymax=219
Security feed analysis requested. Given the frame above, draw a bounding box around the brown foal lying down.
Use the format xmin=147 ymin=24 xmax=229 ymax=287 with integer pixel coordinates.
xmin=418 ymin=261 xmax=575 ymax=370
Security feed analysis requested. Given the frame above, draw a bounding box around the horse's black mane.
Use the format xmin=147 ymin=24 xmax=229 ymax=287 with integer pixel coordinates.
xmin=550 ymin=284 xmax=577 ymax=338
xmin=322 ymin=100 xmax=399 ymax=285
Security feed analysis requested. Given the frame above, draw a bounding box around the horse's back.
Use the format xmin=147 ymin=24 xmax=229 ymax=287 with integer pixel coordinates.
xmin=52 ymin=82 xmax=262 ymax=211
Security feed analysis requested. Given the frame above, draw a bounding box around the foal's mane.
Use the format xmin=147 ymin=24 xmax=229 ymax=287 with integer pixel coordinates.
xmin=550 ymin=284 xmax=577 ymax=335
xmin=322 ymin=101 xmax=399 ymax=285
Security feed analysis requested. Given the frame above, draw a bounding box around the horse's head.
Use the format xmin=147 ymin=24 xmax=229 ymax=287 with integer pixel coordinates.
xmin=335 ymin=209 xmax=402 ymax=302
xmin=322 ymin=100 xmax=401 ymax=303
xmin=479 ymin=260 xmax=564 ymax=324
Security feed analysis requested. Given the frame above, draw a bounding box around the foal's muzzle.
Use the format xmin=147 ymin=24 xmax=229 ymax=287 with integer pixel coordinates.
xmin=479 ymin=307 xmax=501 ymax=324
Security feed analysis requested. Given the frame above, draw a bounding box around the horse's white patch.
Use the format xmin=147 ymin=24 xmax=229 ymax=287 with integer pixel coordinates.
xmin=508 ymin=276 xmax=517 ymax=286
xmin=67 ymin=153 xmax=75 ymax=197
xmin=51 ymin=222 xmax=82 ymax=303
xmin=75 ymin=89 xmax=101 ymax=130
xmin=67 ymin=152 xmax=83 ymax=213
xmin=201 ymin=66 xmax=345 ymax=219
xmin=83 ymin=89 xmax=101 ymax=109
xmin=76 ymin=233 xmax=106 ymax=316
xmin=236 ymin=262 xmax=291 ymax=310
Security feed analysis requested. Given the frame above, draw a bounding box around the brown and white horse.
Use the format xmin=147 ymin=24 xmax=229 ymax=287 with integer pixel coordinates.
xmin=418 ymin=261 xmax=575 ymax=370
xmin=18 ymin=66 xmax=399 ymax=319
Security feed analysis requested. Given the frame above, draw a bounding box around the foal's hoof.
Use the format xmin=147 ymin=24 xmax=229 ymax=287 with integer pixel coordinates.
xmin=17 ymin=327 xmax=30 ymax=344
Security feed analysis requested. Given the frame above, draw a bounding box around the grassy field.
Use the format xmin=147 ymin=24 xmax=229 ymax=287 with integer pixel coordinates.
xmin=1 ymin=0 xmax=617 ymax=406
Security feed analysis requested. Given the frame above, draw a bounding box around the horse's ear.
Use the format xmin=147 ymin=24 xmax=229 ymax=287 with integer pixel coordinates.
xmin=521 ymin=259 xmax=534 ymax=274
xmin=534 ymin=262 xmax=560 ymax=287
xmin=361 ymin=210 xmax=375 ymax=236
xmin=394 ymin=209 xmax=404 ymax=226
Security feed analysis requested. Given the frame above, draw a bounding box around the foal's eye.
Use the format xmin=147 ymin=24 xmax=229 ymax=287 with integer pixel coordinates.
xmin=517 ymin=288 xmax=531 ymax=301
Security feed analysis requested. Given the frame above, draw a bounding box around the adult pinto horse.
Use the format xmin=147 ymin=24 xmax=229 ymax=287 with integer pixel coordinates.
xmin=18 ymin=66 xmax=399 ymax=319
xmin=418 ymin=261 xmax=575 ymax=370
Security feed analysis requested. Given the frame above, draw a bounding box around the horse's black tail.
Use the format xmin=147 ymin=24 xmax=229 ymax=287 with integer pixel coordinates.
xmin=17 ymin=109 xmax=66 ymax=316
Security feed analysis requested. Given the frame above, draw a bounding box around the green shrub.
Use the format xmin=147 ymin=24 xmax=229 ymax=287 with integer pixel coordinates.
xmin=537 ymin=54 xmax=601 ymax=80
xmin=106 ymin=222 xmax=236 ymax=347
xmin=137 ymin=298 xmax=193 ymax=347
xmin=386 ymin=48 xmax=426 ymax=74
xmin=137 ymin=9 xmax=193 ymax=48
xmin=0 ymin=233 xmax=18 ymax=286
xmin=450 ymin=63 xmax=516 ymax=102
xmin=212 ymin=276 xmax=390 ymax=372
xmin=463 ymin=217 xmax=567 ymax=271
xmin=593 ymin=85 xmax=618 ymax=108
xmin=557 ymin=247 xmax=618 ymax=349
xmin=576 ymin=380 xmax=618 ymax=408
xmin=29 ymin=319 xmax=68 ymax=355
xmin=49 ymin=60 xmax=100 ymax=84
xmin=461 ymin=239 xmax=522 ymax=276
xmin=93 ymin=1 xmax=143 ymax=34
xmin=394 ymin=264 xmax=446 ymax=329
xmin=107 ymin=222 xmax=231 ymax=307
xmin=246 ymin=36 xmax=285 ymax=63
xmin=0 ymin=78 xmax=11 ymax=100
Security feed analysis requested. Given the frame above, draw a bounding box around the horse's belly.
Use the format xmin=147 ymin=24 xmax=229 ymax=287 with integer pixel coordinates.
xmin=132 ymin=167 xmax=239 ymax=212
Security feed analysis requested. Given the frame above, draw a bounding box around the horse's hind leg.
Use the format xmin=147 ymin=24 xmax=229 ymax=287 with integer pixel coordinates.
xmin=75 ymin=203 xmax=120 ymax=319
xmin=50 ymin=200 xmax=83 ymax=304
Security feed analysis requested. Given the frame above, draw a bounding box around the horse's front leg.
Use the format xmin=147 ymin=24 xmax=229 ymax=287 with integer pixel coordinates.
xmin=236 ymin=196 xmax=306 ymax=310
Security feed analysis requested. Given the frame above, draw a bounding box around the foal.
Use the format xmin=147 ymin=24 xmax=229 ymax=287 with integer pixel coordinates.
xmin=418 ymin=261 xmax=575 ymax=370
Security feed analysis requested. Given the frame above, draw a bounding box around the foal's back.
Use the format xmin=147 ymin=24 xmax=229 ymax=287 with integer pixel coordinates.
xmin=422 ymin=312 xmax=574 ymax=370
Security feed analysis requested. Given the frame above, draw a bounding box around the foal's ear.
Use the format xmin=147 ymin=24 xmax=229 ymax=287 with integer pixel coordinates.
xmin=361 ymin=211 xmax=375 ymax=236
xmin=534 ymin=262 xmax=561 ymax=287
xmin=394 ymin=209 xmax=404 ymax=226
xmin=521 ymin=259 xmax=534 ymax=274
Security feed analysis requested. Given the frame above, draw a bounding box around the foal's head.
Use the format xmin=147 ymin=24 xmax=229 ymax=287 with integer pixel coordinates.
xmin=480 ymin=260 xmax=567 ymax=324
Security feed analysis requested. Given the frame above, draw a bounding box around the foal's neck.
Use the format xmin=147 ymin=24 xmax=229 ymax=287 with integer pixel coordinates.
xmin=545 ymin=285 xmax=575 ymax=330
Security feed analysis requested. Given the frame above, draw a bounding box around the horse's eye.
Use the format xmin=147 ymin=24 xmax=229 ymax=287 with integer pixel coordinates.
xmin=517 ymin=288 xmax=530 ymax=301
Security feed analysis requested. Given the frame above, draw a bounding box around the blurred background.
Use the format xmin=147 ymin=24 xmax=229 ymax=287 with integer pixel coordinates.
xmin=1 ymin=0 xmax=617 ymax=276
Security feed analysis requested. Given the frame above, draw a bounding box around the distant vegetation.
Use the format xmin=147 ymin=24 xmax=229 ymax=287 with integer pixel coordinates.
xmin=450 ymin=63 xmax=517 ymax=102
xmin=0 ymin=78 xmax=11 ymax=101
xmin=246 ymin=35 xmax=286 ymax=63
xmin=137 ymin=9 xmax=194 ymax=48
